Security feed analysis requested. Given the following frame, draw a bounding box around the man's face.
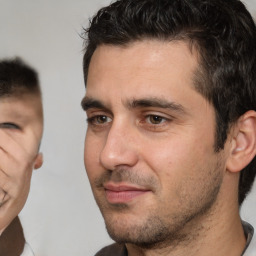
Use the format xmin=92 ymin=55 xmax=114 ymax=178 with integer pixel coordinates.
xmin=83 ymin=40 xmax=228 ymax=246
xmin=0 ymin=93 xmax=43 ymax=145
xmin=0 ymin=92 xmax=43 ymax=230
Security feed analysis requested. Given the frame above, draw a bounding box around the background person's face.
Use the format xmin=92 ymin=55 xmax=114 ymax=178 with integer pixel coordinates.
xmin=0 ymin=94 xmax=43 ymax=146
xmin=0 ymin=93 xmax=43 ymax=230
xmin=84 ymin=40 xmax=229 ymax=246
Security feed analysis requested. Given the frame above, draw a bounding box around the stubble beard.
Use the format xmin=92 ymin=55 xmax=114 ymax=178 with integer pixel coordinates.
xmin=94 ymin=158 xmax=224 ymax=250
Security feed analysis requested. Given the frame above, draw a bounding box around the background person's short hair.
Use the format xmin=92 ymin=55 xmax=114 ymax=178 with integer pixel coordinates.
xmin=0 ymin=57 xmax=40 ymax=97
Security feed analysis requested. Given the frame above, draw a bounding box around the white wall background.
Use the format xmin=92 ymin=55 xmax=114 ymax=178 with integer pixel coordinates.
xmin=0 ymin=0 xmax=256 ymax=255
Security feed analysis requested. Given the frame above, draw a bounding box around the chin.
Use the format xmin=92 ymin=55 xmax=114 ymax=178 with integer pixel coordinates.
xmin=104 ymin=212 xmax=172 ymax=247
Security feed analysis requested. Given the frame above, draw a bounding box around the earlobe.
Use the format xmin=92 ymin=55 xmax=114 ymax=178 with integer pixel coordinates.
xmin=226 ymin=111 xmax=256 ymax=173
xmin=34 ymin=152 xmax=43 ymax=169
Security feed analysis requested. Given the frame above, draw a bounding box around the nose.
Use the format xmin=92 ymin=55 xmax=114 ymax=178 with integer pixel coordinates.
xmin=99 ymin=121 xmax=138 ymax=170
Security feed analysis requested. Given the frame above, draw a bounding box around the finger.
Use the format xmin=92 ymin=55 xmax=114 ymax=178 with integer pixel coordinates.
xmin=0 ymin=189 xmax=7 ymax=202
xmin=0 ymin=167 xmax=15 ymax=195
xmin=0 ymin=130 xmax=28 ymax=160
xmin=0 ymin=163 xmax=10 ymax=178
xmin=0 ymin=174 xmax=12 ymax=203
xmin=0 ymin=166 xmax=29 ymax=203
xmin=0 ymin=129 xmax=38 ymax=162
xmin=0 ymin=147 xmax=20 ymax=178
xmin=0 ymin=190 xmax=8 ymax=207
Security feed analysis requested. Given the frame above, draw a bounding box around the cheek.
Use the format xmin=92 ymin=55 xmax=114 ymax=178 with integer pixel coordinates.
xmin=84 ymin=136 xmax=93 ymax=170
xmin=84 ymin=133 xmax=102 ymax=179
xmin=144 ymin=136 xmax=214 ymax=189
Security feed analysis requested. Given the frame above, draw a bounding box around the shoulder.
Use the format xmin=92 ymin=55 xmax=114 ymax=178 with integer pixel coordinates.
xmin=95 ymin=243 xmax=127 ymax=256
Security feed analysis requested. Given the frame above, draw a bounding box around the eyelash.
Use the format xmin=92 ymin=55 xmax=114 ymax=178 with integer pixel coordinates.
xmin=144 ymin=115 xmax=167 ymax=125
xmin=0 ymin=122 xmax=21 ymax=130
xmin=86 ymin=114 xmax=170 ymax=128
xmin=87 ymin=115 xmax=112 ymax=125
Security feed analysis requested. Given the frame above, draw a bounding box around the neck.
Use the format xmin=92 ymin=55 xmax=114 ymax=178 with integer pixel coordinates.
xmin=126 ymin=181 xmax=246 ymax=256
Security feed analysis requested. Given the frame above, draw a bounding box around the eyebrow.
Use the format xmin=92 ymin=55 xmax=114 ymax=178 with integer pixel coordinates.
xmin=81 ymin=97 xmax=107 ymax=111
xmin=82 ymin=96 xmax=187 ymax=115
xmin=126 ymin=97 xmax=187 ymax=114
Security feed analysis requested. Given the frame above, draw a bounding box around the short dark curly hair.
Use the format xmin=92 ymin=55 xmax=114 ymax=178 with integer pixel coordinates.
xmin=82 ymin=0 xmax=256 ymax=205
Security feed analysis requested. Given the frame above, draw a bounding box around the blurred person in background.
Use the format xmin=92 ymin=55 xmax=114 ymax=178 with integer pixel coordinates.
xmin=0 ymin=58 xmax=43 ymax=256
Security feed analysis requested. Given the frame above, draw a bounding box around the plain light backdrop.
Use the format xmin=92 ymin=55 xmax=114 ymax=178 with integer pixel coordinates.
xmin=0 ymin=0 xmax=256 ymax=255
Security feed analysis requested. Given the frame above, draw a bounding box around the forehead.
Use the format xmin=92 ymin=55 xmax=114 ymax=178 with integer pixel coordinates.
xmin=86 ymin=40 xmax=201 ymax=105
xmin=0 ymin=93 xmax=43 ymax=123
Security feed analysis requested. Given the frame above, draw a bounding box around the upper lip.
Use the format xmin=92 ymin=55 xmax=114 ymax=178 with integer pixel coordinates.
xmin=104 ymin=183 xmax=150 ymax=192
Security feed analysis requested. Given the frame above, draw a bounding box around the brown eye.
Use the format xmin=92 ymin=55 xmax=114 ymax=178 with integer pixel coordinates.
xmin=147 ymin=115 xmax=165 ymax=124
xmin=87 ymin=115 xmax=112 ymax=125
xmin=96 ymin=116 xmax=109 ymax=124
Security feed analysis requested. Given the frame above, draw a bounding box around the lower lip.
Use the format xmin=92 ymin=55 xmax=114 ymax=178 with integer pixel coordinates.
xmin=105 ymin=190 xmax=149 ymax=203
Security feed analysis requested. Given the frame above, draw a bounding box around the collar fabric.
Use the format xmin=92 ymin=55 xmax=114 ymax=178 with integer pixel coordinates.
xmin=242 ymin=221 xmax=255 ymax=256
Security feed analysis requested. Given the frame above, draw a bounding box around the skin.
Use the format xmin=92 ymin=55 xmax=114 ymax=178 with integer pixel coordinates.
xmin=83 ymin=40 xmax=247 ymax=255
xmin=0 ymin=92 xmax=43 ymax=234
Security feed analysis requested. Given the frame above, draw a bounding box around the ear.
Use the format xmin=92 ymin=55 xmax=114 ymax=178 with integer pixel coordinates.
xmin=34 ymin=152 xmax=43 ymax=170
xmin=226 ymin=110 xmax=256 ymax=173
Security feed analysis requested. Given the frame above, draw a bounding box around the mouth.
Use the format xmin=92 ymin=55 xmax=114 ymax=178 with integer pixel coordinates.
xmin=103 ymin=183 xmax=151 ymax=204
